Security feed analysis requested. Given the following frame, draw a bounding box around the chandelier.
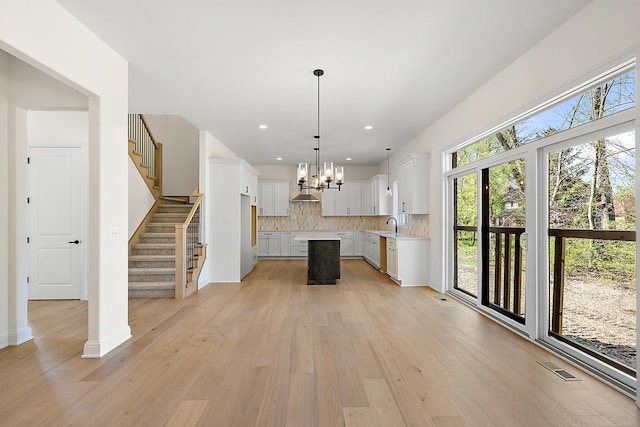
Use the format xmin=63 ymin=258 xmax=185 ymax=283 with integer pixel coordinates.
xmin=297 ymin=69 xmax=344 ymax=191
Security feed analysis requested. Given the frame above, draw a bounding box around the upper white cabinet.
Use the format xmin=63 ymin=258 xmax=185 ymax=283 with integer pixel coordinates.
xmin=370 ymin=174 xmax=391 ymax=216
xmin=322 ymin=181 xmax=366 ymax=216
xmin=258 ymin=181 xmax=290 ymax=216
xmin=396 ymin=153 xmax=429 ymax=215
xmin=241 ymin=163 xmax=258 ymax=206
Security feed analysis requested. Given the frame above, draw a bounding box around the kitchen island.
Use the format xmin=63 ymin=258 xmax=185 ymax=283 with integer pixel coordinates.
xmin=294 ymin=232 xmax=341 ymax=285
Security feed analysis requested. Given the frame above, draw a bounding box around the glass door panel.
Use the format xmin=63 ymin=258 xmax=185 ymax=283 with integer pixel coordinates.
xmin=481 ymin=158 xmax=526 ymax=323
xmin=453 ymin=173 xmax=478 ymax=297
xmin=547 ymin=131 xmax=636 ymax=375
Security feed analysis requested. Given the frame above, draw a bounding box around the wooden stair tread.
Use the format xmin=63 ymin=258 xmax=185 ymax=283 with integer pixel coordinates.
xmin=128 ymin=281 xmax=175 ymax=289
xmin=129 ymin=267 xmax=175 ymax=273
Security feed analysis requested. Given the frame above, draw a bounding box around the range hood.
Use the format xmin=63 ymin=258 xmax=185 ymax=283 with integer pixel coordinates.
xmin=291 ymin=192 xmax=319 ymax=202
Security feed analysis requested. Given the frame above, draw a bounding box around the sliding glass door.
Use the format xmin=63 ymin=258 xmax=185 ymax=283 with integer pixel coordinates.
xmin=453 ymin=172 xmax=478 ymax=297
xmin=481 ymin=158 xmax=527 ymax=323
xmin=544 ymin=130 xmax=636 ymax=378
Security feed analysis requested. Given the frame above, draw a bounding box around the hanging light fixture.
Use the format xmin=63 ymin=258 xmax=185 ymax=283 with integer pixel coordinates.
xmin=385 ymin=148 xmax=392 ymax=196
xmin=297 ymin=69 xmax=344 ymax=192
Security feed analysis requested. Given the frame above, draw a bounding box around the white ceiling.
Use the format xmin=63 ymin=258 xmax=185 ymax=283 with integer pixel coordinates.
xmin=56 ymin=0 xmax=592 ymax=166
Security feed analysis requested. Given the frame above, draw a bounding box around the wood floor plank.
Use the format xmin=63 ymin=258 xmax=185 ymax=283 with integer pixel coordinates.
xmin=165 ymin=400 xmax=209 ymax=427
xmin=0 ymin=259 xmax=638 ymax=426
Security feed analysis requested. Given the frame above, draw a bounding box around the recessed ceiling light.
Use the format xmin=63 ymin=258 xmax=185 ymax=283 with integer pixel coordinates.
xmin=346 ymin=158 xmax=352 ymax=161
xmin=276 ymin=157 xmax=283 ymax=161
xmin=259 ymin=124 xmax=268 ymax=129
xmin=364 ymin=125 xmax=373 ymax=130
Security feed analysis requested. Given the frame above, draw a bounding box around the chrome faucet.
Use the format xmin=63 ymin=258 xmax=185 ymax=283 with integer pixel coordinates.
xmin=386 ymin=217 xmax=398 ymax=234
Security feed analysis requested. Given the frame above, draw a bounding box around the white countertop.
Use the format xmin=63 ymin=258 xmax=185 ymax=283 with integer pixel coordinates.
xmin=294 ymin=232 xmax=341 ymax=241
xmin=363 ymin=230 xmax=428 ymax=240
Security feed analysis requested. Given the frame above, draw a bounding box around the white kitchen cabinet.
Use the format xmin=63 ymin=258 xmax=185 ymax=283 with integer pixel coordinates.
xmin=258 ymin=231 xmax=281 ymax=256
xmin=290 ymin=233 xmax=308 ymax=257
xmin=395 ymin=153 xmax=429 ymax=214
xmin=280 ymin=232 xmax=291 ymax=256
xmin=386 ymin=237 xmax=429 ymax=287
xmin=362 ymin=232 xmax=380 ymax=268
xmin=322 ymin=182 xmax=366 ymax=216
xmin=370 ymin=174 xmax=392 ymax=216
xmin=241 ymin=164 xmax=258 ymax=206
xmin=336 ymin=231 xmax=354 ymax=256
xmin=386 ymin=238 xmax=398 ymax=279
xmin=208 ymin=158 xmax=259 ymax=282
xmin=353 ymin=231 xmax=363 ymax=256
xmin=258 ymin=181 xmax=290 ymax=216
xmin=361 ymin=181 xmax=372 ymax=215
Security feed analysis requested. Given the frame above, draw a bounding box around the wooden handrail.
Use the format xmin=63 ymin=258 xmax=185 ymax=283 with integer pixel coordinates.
xmin=175 ymin=186 xmax=204 ymax=299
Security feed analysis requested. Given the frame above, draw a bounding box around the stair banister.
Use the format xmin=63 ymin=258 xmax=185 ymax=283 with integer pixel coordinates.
xmin=175 ymin=186 xmax=205 ymax=299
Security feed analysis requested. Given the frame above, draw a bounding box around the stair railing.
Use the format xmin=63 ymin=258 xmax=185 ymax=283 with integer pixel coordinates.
xmin=175 ymin=186 xmax=205 ymax=299
xmin=128 ymin=114 xmax=163 ymax=189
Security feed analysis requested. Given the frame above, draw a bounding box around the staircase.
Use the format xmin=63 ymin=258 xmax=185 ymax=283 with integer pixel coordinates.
xmin=128 ymin=199 xmax=193 ymax=298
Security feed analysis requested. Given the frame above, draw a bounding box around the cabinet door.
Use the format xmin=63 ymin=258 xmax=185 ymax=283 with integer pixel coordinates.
xmin=273 ymin=182 xmax=289 ymax=216
xmin=249 ymin=171 xmax=258 ymax=205
xmin=267 ymin=237 xmax=281 ymax=256
xmin=360 ymin=181 xmax=372 ymax=215
xmin=259 ymin=183 xmax=275 ymax=216
xmin=322 ymin=190 xmax=336 ymax=216
xmin=349 ymin=182 xmax=363 ymax=216
xmin=397 ymin=160 xmax=412 ymax=214
xmin=334 ymin=187 xmax=349 ymax=216
xmin=258 ymin=237 xmax=268 ymax=256
xmin=386 ymin=240 xmax=398 ymax=278
xmin=340 ymin=238 xmax=354 ymax=256
xmin=280 ymin=232 xmax=291 ymax=256
xmin=353 ymin=231 xmax=363 ymax=256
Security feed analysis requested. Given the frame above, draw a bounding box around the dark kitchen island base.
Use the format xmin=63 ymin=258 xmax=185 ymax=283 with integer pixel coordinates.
xmin=307 ymin=239 xmax=340 ymax=285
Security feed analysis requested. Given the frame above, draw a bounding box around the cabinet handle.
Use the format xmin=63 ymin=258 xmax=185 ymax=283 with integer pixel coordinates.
xmin=402 ymin=201 xmax=405 ymax=212
xmin=260 ymin=208 xmax=263 ymax=215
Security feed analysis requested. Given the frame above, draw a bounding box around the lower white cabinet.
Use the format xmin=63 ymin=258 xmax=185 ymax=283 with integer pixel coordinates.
xmin=353 ymin=231 xmax=363 ymax=256
xmin=257 ymin=230 xmax=364 ymax=258
xmin=336 ymin=231 xmax=353 ymax=256
xmin=290 ymin=233 xmax=308 ymax=257
xmin=385 ymin=237 xmax=429 ymax=286
xmin=386 ymin=238 xmax=398 ymax=279
xmin=362 ymin=232 xmax=380 ymax=268
xmin=280 ymin=232 xmax=291 ymax=256
xmin=258 ymin=232 xmax=281 ymax=256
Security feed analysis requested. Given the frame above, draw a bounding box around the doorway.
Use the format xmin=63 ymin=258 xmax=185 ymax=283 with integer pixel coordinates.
xmin=28 ymin=147 xmax=83 ymax=299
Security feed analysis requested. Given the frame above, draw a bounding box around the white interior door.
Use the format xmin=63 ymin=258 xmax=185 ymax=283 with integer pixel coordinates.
xmin=28 ymin=147 xmax=82 ymax=299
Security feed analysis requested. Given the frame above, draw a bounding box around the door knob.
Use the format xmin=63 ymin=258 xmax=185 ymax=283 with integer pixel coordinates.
xmin=68 ymin=240 xmax=80 ymax=244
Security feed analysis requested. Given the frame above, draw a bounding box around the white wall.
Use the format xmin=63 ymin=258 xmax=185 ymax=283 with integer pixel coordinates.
xmin=198 ymin=130 xmax=240 ymax=287
xmin=128 ymin=158 xmax=155 ymax=239
xmin=143 ymin=114 xmax=200 ymax=197
xmin=0 ymin=0 xmax=131 ymax=358
xmin=392 ymin=0 xmax=640 ymax=295
xmin=0 ymin=51 xmax=9 ymax=349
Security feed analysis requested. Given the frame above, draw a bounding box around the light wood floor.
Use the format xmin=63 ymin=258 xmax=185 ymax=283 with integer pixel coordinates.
xmin=1 ymin=259 xmax=638 ymax=426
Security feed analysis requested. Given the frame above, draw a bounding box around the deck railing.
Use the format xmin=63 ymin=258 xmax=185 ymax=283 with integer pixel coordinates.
xmin=549 ymin=228 xmax=636 ymax=335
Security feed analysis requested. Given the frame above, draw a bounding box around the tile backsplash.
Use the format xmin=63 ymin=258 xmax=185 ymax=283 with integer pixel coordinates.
xmin=258 ymin=202 xmax=429 ymax=239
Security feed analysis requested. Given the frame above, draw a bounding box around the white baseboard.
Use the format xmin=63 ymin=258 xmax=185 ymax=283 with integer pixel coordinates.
xmin=82 ymin=326 xmax=132 ymax=358
xmin=8 ymin=327 xmax=33 ymax=345
xmin=0 ymin=333 xmax=7 ymax=349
